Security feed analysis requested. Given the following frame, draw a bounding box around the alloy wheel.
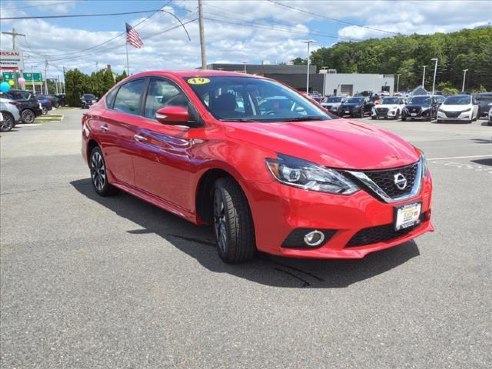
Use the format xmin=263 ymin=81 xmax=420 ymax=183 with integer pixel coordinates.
xmin=90 ymin=150 xmax=106 ymax=192
xmin=213 ymin=189 xmax=227 ymax=254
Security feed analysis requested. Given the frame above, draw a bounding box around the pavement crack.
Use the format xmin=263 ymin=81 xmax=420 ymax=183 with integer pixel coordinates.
xmin=274 ymin=268 xmax=311 ymax=287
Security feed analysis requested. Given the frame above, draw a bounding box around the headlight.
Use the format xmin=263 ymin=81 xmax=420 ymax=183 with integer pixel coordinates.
xmin=265 ymin=154 xmax=359 ymax=194
xmin=419 ymin=150 xmax=430 ymax=178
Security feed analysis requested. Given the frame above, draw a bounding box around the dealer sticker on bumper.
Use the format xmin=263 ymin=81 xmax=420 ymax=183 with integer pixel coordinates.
xmin=395 ymin=202 xmax=421 ymax=231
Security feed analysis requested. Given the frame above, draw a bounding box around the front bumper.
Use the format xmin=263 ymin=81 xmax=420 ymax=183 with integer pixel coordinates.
xmin=245 ymin=176 xmax=433 ymax=259
xmin=437 ymin=110 xmax=473 ymax=121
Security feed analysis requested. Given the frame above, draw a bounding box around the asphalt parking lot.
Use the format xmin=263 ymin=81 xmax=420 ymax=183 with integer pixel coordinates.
xmin=1 ymin=109 xmax=491 ymax=369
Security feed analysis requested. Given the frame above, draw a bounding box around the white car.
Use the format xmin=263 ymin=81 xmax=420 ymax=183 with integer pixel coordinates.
xmin=371 ymin=96 xmax=406 ymax=119
xmin=0 ymin=97 xmax=21 ymax=132
xmin=436 ymin=94 xmax=479 ymax=123
xmin=321 ymin=96 xmax=345 ymax=115
xmin=488 ymin=104 xmax=492 ymax=125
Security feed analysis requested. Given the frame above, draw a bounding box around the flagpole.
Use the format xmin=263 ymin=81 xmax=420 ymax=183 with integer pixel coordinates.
xmin=125 ymin=41 xmax=130 ymax=75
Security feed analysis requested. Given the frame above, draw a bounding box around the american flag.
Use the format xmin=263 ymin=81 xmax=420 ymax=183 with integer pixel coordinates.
xmin=126 ymin=22 xmax=143 ymax=48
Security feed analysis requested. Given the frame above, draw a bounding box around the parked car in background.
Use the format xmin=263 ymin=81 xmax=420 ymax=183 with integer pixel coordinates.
xmin=35 ymin=94 xmax=53 ymax=114
xmin=55 ymin=93 xmax=66 ymax=106
xmin=321 ymin=96 xmax=345 ymax=115
xmin=371 ymin=97 xmax=406 ymax=120
xmin=475 ymin=92 xmax=492 ymax=117
xmin=338 ymin=96 xmax=372 ymax=118
xmin=0 ymin=89 xmax=43 ymax=124
xmin=436 ymin=94 xmax=479 ymax=123
xmin=0 ymin=97 xmax=22 ymax=132
xmin=38 ymin=94 xmax=60 ymax=108
xmin=487 ymin=103 xmax=492 ymax=125
xmin=82 ymin=70 xmax=433 ymax=263
xmin=401 ymin=95 xmax=442 ymax=121
xmin=81 ymin=93 xmax=97 ymax=109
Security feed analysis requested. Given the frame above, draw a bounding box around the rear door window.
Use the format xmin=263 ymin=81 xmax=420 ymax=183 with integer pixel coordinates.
xmin=113 ymin=79 xmax=146 ymax=115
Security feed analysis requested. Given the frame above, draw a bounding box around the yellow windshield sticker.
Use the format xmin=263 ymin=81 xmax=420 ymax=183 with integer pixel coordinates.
xmin=187 ymin=77 xmax=210 ymax=85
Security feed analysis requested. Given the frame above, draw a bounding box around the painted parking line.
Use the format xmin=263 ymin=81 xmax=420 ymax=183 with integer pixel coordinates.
xmin=428 ymin=154 xmax=492 ymax=161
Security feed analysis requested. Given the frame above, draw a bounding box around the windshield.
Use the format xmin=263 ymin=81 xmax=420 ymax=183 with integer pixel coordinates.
xmin=443 ymin=95 xmax=471 ymax=105
xmin=345 ymin=97 xmax=364 ymax=104
xmin=382 ymin=97 xmax=399 ymax=104
xmin=184 ymin=76 xmax=330 ymax=122
xmin=84 ymin=94 xmax=96 ymax=99
xmin=326 ymin=97 xmax=343 ymax=103
xmin=409 ymin=96 xmax=431 ymax=105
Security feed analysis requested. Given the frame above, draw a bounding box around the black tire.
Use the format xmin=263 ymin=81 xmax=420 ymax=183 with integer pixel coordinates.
xmin=21 ymin=109 xmax=36 ymax=124
xmin=213 ymin=177 xmax=256 ymax=263
xmin=1 ymin=112 xmax=15 ymax=132
xmin=395 ymin=110 xmax=400 ymax=120
xmin=89 ymin=146 xmax=117 ymax=197
xmin=42 ymin=107 xmax=48 ymax=115
xmin=401 ymin=112 xmax=407 ymax=121
xmin=371 ymin=115 xmax=377 ymax=120
xmin=359 ymin=108 xmax=364 ymax=118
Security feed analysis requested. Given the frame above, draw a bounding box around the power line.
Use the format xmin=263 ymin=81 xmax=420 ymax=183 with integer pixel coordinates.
xmin=0 ymin=9 xmax=163 ymax=20
xmin=266 ymin=0 xmax=399 ymax=36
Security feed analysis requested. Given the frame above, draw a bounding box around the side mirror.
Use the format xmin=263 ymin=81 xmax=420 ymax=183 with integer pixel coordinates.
xmin=155 ymin=105 xmax=202 ymax=127
xmin=156 ymin=106 xmax=189 ymax=124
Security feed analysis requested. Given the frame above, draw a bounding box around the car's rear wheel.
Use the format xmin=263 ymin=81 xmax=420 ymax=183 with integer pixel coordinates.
xmin=89 ymin=146 xmax=117 ymax=196
xmin=0 ymin=112 xmax=15 ymax=132
xmin=213 ymin=177 xmax=256 ymax=263
xmin=21 ymin=109 xmax=35 ymax=124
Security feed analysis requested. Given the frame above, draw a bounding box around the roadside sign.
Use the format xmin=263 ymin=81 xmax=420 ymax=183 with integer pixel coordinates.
xmin=0 ymin=50 xmax=24 ymax=70
xmin=22 ymin=72 xmax=42 ymax=82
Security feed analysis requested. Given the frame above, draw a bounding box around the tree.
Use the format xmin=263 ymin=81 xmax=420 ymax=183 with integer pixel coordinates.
xmin=291 ymin=57 xmax=306 ymax=65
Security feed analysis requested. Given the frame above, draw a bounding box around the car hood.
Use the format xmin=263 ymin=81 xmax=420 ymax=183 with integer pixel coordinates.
xmin=378 ymin=104 xmax=400 ymax=109
xmin=440 ymin=104 xmax=472 ymax=111
xmin=340 ymin=103 xmax=362 ymax=107
xmin=224 ymin=118 xmax=419 ymax=170
xmin=406 ymin=104 xmax=431 ymax=109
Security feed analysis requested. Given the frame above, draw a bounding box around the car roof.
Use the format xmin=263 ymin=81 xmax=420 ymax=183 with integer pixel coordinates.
xmin=130 ymin=70 xmax=263 ymax=79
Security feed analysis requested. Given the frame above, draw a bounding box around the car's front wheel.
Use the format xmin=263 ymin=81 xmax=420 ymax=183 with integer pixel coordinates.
xmin=21 ymin=109 xmax=35 ymax=124
xmin=0 ymin=112 xmax=15 ymax=132
xmin=89 ymin=146 xmax=117 ymax=196
xmin=213 ymin=177 xmax=256 ymax=263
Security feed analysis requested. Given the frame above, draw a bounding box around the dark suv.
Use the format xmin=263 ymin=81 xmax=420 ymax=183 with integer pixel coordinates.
xmin=0 ymin=89 xmax=43 ymax=123
xmin=401 ymin=95 xmax=443 ymax=121
xmin=338 ymin=96 xmax=373 ymax=118
xmin=81 ymin=93 xmax=97 ymax=109
xmin=475 ymin=92 xmax=492 ymax=117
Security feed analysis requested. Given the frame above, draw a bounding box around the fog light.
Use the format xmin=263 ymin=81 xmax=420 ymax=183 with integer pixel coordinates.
xmin=304 ymin=230 xmax=325 ymax=247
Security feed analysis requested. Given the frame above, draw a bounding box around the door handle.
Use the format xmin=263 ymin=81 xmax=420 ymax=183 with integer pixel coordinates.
xmin=100 ymin=124 xmax=109 ymax=131
xmin=133 ymin=134 xmax=148 ymax=143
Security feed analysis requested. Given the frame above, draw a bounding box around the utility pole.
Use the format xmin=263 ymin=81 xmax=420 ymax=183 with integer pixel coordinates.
xmin=1 ymin=28 xmax=25 ymax=50
xmin=303 ymin=40 xmax=315 ymax=94
xmin=44 ymin=57 xmax=49 ymax=94
xmin=198 ymin=0 xmax=207 ymax=69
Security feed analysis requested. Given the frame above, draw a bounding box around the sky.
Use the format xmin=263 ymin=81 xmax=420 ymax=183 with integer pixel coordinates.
xmin=0 ymin=0 xmax=490 ymax=80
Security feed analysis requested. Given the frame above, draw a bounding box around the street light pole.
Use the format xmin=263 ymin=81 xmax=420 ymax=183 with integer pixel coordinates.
xmin=396 ymin=74 xmax=401 ymax=93
xmin=303 ymin=40 xmax=315 ymax=94
xmin=422 ymin=65 xmax=427 ymax=88
xmin=462 ymin=69 xmax=468 ymax=92
xmin=431 ymin=58 xmax=438 ymax=95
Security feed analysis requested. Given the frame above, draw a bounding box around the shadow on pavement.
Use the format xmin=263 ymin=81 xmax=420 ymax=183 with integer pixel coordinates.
xmin=71 ymin=178 xmax=420 ymax=289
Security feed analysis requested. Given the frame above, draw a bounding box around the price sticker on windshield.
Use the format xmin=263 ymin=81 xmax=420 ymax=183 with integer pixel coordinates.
xmin=187 ymin=77 xmax=210 ymax=85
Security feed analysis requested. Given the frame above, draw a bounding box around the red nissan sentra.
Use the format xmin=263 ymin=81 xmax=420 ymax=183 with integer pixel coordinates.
xmin=82 ymin=70 xmax=433 ymax=263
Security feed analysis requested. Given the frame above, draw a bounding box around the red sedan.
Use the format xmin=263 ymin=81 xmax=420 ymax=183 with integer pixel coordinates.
xmin=82 ymin=70 xmax=433 ymax=263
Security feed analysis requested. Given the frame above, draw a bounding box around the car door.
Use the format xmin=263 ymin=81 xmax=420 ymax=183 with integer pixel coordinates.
xmin=98 ymin=78 xmax=147 ymax=187
xmin=130 ymin=77 xmax=198 ymax=213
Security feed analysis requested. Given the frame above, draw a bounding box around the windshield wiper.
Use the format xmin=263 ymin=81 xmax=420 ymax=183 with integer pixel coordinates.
xmin=283 ymin=116 xmax=327 ymax=122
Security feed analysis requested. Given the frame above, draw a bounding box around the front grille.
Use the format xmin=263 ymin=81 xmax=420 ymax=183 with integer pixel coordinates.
xmin=346 ymin=213 xmax=426 ymax=247
xmin=376 ymin=107 xmax=389 ymax=114
xmin=363 ymin=162 xmax=418 ymax=198
xmin=445 ymin=111 xmax=461 ymax=118
xmin=409 ymin=107 xmax=422 ymax=114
